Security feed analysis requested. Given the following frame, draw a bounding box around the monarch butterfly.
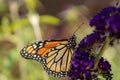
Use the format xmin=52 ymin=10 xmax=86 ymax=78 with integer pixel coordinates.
xmin=20 ymin=35 xmax=76 ymax=77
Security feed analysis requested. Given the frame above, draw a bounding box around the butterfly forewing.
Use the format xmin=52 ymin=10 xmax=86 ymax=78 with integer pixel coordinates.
xmin=20 ymin=35 xmax=76 ymax=77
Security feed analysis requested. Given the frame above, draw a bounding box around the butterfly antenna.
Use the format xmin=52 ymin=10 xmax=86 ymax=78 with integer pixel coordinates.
xmin=73 ymin=22 xmax=84 ymax=35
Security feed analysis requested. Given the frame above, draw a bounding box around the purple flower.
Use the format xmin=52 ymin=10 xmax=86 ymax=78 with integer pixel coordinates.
xmin=90 ymin=6 xmax=120 ymax=40
xmin=98 ymin=58 xmax=112 ymax=79
xmin=78 ymin=31 xmax=106 ymax=53
xmin=68 ymin=31 xmax=112 ymax=80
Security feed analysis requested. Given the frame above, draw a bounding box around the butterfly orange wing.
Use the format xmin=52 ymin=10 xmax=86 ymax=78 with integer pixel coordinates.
xmin=20 ymin=40 xmax=65 ymax=60
xmin=20 ymin=36 xmax=76 ymax=77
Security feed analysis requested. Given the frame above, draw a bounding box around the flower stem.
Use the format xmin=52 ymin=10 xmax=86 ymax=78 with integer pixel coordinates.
xmin=93 ymin=36 xmax=111 ymax=69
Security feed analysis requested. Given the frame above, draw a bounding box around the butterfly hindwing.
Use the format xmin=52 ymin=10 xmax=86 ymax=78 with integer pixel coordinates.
xmin=42 ymin=41 xmax=74 ymax=77
xmin=20 ymin=35 xmax=76 ymax=77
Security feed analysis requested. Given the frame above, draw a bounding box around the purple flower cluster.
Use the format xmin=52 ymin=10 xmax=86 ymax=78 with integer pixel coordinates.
xmin=98 ymin=57 xmax=112 ymax=80
xmin=68 ymin=5 xmax=120 ymax=80
xmin=69 ymin=51 xmax=97 ymax=80
xmin=90 ymin=6 xmax=120 ymax=39
xmin=68 ymin=31 xmax=112 ymax=80
xmin=78 ymin=31 xmax=106 ymax=53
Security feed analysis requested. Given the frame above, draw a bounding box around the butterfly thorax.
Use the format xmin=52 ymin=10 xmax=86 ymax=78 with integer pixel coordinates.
xmin=68 ymin=35 xmax=76 ymax=49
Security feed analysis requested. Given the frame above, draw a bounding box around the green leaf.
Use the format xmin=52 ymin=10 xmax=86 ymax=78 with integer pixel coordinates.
xmin=11 ymin=18 xmax=30 ymax=30
xmin=40 ymin=15 xmax=60 ymax=26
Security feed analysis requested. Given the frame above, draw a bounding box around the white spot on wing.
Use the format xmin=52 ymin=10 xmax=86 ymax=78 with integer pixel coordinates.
xmin=33 ymin=54 xmax=37 ymax=57
xmin=33 ymin=44 xmax=37 ymax=49
xmin=23 ymin=48 xmax=26 ymax=50
xmin=39 ymin=43 xmax=43 ymax=46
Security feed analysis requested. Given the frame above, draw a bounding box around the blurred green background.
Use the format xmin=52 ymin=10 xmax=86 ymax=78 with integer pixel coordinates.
xmin=0 ymin=0 xmax=120 ymax=80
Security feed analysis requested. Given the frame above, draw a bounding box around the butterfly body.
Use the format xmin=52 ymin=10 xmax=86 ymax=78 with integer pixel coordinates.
xmin=20 ymin=35 xmax=76 ymax=77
